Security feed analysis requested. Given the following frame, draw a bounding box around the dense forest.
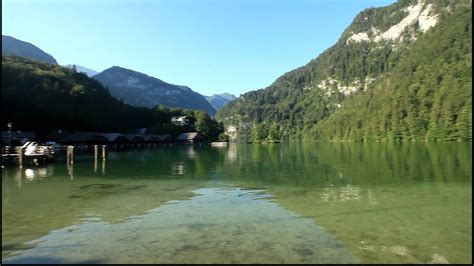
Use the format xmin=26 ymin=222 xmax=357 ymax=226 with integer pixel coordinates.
xmin=216 ymin=0 xmax=472 ymax=142
xmin=314 ymin=6 xmax=472 ymax=141
xmin=2 ymin=56 xmax=223 ymax=141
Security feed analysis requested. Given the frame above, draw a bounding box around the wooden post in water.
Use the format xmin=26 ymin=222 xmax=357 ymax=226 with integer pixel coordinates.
xmin=102 ymin=145 xmax=107 ymax=161
xmin=15 ymin=167 xmax=22 ymax=188
xmin=16 ymin=147 xmax=24 ymax=168
xmin=94 ymin=145 xmax=98 ymax=172
xmin=67 ymin=145 xmax=74 ymax=165
xmin=67 ymin=162 xmax=74 ymax=180
xmin=94 ymin=145 xmax=98 ymax=160
xmin=102 ymin=157 xmax=106 ymax=175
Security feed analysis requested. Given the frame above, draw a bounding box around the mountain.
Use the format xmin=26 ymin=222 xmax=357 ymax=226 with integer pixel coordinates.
xmin=314 ymin=4 xmax=472 ymax=142
xmin=64 ymin=64 xmax=99 ymax=77
xmin=205 ymin=93 xmax=238 ymax=110
xmin=93 ymin=66 xmax=217 ymax=115
xmin=216 ymin=0 xmax=472 ymax=142
xmin=2 ymin=56 xmax=222 ymax=139
xmin=2 ymin=55 xmax=151 ymax=135
xmin=2 ymin=35 xmax=58 ymax=65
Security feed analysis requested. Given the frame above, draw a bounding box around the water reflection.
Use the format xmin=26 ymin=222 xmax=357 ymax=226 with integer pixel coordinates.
xmin=186 ymin=146 xmax=197 ymax=159
xmin=218 ymin=143 xmax=472 ymax=263
xmin=219 ymin=142 xmax=472 ymax=186
xmin=101 ymin=159 xmax=106 ymax=176
xmin=24 ymin=167 xmax=53 ymax=181
xmin=67 ymin=163 xmax=74 ymax=180
xmin=227 ymin=144 xmax=237 ymax=162
xmin=2 ymin=166 xmax=55 ymax=188
xmin=1 ymin=142 xmax=471 ymax=264
xmin=171 ymin=162 xmax=187 ymax=175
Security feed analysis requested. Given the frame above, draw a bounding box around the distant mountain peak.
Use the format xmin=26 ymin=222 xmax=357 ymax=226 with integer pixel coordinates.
xmin=93 ymin=66 xmax=216 ymax=115
xmin=64 ymin=64 xmax=99 ymax=77
xmin=205 ymin=93 xmax=237 ymax=111
xmin=96 ymin=66 xmax=170 ymax=85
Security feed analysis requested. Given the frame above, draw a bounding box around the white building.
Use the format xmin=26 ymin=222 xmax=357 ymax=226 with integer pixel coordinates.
xmin=171 ymin=116 xmax=192 ymax=126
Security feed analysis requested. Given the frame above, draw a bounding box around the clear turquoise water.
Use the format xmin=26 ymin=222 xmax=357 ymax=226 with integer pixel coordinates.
xmin=2 ymin=142 xmax=472 ymax=263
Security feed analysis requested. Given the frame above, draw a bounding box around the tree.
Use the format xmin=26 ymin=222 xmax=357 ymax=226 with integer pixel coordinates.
xmin=252 ymin=124 xmax=268 ymax=143
xmin=267 ymin=124 xmax=281 ymax=142
xmin=218 ymin=133 xmax=230 ymax=142
xmin=195 ymin=111 xmax=221 ymax=141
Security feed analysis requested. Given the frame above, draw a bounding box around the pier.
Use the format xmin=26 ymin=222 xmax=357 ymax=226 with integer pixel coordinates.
xmin=1 ymin=131 xmax=214 ymax=168
xmin=1 ymin=142 xmax=54 ymax=167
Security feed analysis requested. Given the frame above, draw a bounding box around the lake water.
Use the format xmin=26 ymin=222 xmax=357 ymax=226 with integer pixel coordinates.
xmin=2 ymin=142 xmax=472 ymax=264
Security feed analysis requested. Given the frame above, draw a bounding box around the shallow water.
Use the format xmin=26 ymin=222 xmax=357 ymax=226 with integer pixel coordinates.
xmin=2 ymin=142 xmax=472 ymax=263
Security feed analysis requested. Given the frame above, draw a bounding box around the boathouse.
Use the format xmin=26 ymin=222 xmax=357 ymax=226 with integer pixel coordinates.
xmin=58 ymin=132 xmax=108 ymax=146
xmin=142 ymin=135 xmax=161 ymax=147
xmin=158 ymin=134 xmax=173 ymax=144
xmin=2 ymin=131 xmax=36 ymax=146
xmin=176 ymin=132 xmax=203 ymax=144
xmin=44 ymin=130 xmax=71 ymax=143
xmin=124 ymin=133 xmax=146 ymax=147
xmin=101 ymin=133 xmax=128 ymax=148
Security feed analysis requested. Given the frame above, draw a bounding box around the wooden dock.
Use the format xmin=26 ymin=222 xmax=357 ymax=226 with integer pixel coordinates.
xmin=1 ymin=143 xmax=54 ymax=167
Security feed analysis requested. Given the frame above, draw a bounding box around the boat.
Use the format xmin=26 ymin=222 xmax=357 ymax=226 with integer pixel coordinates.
xmin=210 ymin=142 xmax=228 ymax=147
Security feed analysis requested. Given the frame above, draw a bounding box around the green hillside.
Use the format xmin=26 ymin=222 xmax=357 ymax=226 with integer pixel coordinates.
xmin=216 ymin=0 xmax=471 ymax=142
xmin=314 ymin=6 xmax=472 ymax=141
xmin=2 ymin=56 xmax=222 ymax=140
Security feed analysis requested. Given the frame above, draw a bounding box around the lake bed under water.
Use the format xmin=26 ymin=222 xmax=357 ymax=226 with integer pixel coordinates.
xmin=2 ymin=142 xmax=472 ymax=264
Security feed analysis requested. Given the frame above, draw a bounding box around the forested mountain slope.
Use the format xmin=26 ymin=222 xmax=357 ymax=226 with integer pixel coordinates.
xmin=216 ymin=0 xmax=471 ymax=142
xmin=2 ymin=56 xmax=222 ymax=139
xmin=314 ymin=5 xmax=472 ymax=141
xmin=2 ymin=56 xmax=153 ymax=135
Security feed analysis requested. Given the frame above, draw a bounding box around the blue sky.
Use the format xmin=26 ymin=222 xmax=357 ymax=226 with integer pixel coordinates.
xmin=2 ymin=0 xmax=395 ymax=96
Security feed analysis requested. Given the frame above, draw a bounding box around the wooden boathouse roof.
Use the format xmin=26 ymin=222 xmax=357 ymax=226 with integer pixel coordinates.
xmin=100 ymin=133 xmax=128 ymax=143
xmin=58 ymin=132 xmax=108 ymax=144
xmin=157 ymin=134 xmax=173 ymax=141
xmin=176 ymin=132 xmax=202 ymax=141
xmin=124 ymin=133 xmax=145 ymax=142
